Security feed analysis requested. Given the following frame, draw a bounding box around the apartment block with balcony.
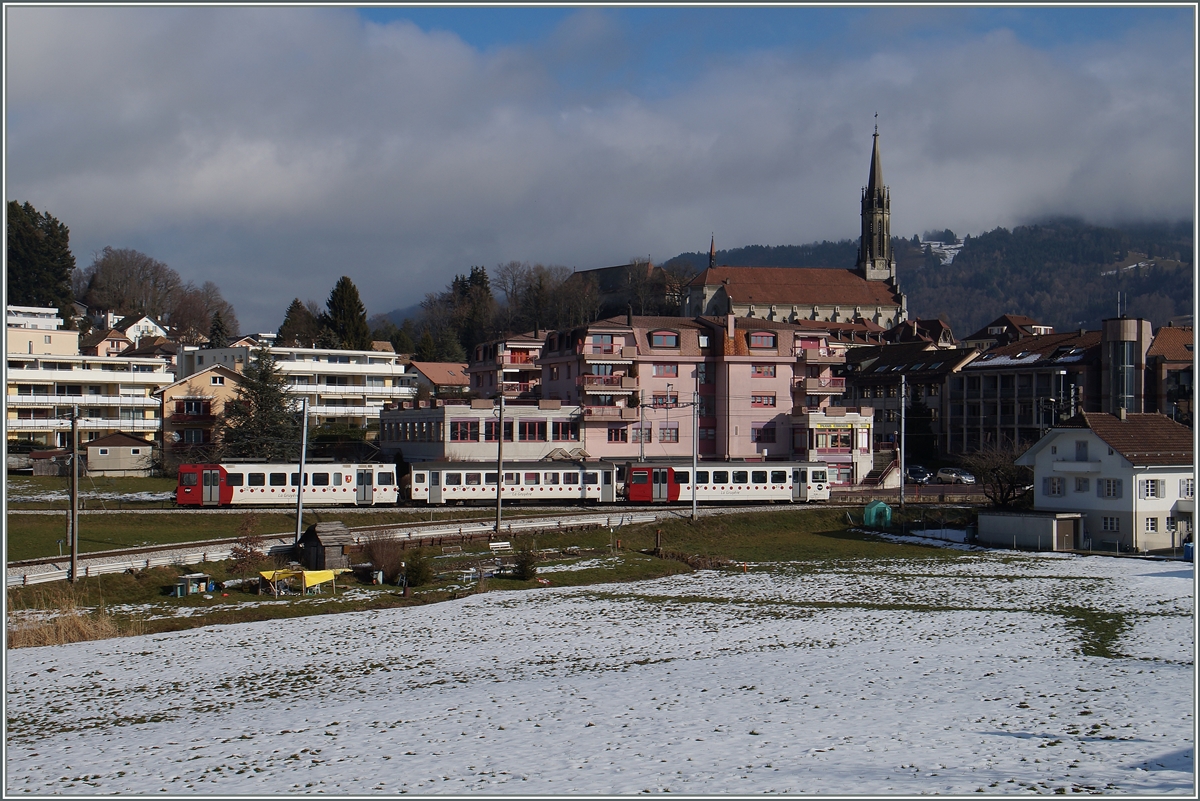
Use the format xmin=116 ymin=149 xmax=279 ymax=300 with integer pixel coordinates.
xmin=7 ymin=304 xmax=81 ymax=356
xmin=6 ymin=352 xmax=172 ymax=448
xmin=177 ymin=344 xmax=417 ymax=438
xmin=467 ymin=332 xmax=544 ymax=398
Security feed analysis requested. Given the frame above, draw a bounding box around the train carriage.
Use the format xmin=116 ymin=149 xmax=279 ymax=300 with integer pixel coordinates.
xmin=406 ymin=460 xmax=619 ymax=505
xmin=176 ymin=462 xmax=399 ymax=507
xmin=624 ymin=461 xmax=830 ymax=504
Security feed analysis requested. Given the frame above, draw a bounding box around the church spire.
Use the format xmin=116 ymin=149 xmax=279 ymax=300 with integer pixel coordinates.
xmin=709 ymin=233 xmax=715 ymax=270
xmin=857 ymin=120 xmax=895 ymax=283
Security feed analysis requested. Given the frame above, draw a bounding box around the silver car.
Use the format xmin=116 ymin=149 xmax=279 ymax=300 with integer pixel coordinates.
xmin=935 ymin=467 xmax=976 ymax=485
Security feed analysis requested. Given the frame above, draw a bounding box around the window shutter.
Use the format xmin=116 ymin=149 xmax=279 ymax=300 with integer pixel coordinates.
xmin=1139 ymin=480 xmax=1147 ymax=499
xmin=1097 ymin=480 xmax=1104 ymax=498
xmin=1043 ymin=478 xmax=1051 ymax=496
xmin=1115 ymin=479 xmax=1123 ymax=499
xmin=1157 ymin=480 xmax=1165 ymax=499
xmin=175 ymin=401 xmax=185 ymax=414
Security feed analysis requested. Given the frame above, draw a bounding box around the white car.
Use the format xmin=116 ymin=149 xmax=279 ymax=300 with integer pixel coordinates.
xmin=935 ymin=467 xmax=976 ymax=485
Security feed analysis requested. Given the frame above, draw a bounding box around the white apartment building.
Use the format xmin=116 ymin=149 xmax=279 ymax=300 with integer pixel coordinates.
xmin=177 ymin=345 xmax=418 ymax=435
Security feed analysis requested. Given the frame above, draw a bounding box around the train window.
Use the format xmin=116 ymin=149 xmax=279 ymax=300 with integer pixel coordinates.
xmin=226 ymin=473 xmax=243 ymax=487
xmin=179 ymin=472 xmax=198 ymax=486
xmin=713 ymin=470 xmax=729 ymax=484
xmin=524 ymin=472 xmax=540 ymax=485
xmin=334 ymin=472 xmax=345 ymax=485
xmin=563 ymin=472 xmax=579 ymax=485
xmin=631 ymin=472 xmax=649 ymax=484
xmin=545 ymin=472 xmax=559 ymax=485
xmin=752 ymin=471 xmax=767 ymax=484
xmin=465 ymin=473 xmax=482 ymax=485
xmin=796 ymin=469 xmax=806 ymax=482
xmin=504 ymin=472 xmax=520 ymax=485
xmin=445 ymin=473 xmax=462 ymax=486
xmin=290 ymin=473 xmax=308 ymax=486
xmin=248 ymin=473 xmax=266 ymax=486
xmin=771 ymin=470 xmax=787 ymax=484
xmin=378 ymin=472 xmax=394 ymax=485
xmin=675 ymin=471 xmax=690 ymax=484
xmin=430 ymin=472 xmax=440 ymax=487
xmin=311 ymin=473 xmax=330 ymax=486
xmin=696 ymin=471 xmax=710 ymax=484
xmin=485 ymin=472 xmax=498 ymax=484
xmin=584 ymin=472 xmax=599 ymax=485
xmin=412 ymin=473 xmax=425 ymax=484
xmin=732 ymin=471 xmax=748 ymax=484
xmin=604 ymin=472 xmax=612 ymax=485
xmin=270 ymin=473 xmax=287 ymax=486
xmin=812 ymin=470 xmax=828 ymax=482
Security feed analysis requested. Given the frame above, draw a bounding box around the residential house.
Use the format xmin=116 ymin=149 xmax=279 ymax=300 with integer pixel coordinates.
xmin=85 ymin=431 xmax=155 ymax=477
xmin=157 ymin=364 xmax=241 ymax=464
xmin=409 ymin=361 xmax=471 ymax=398
xmin=122 ymin=337 xmax=179 ymax=376
xmin=960 ymin=314 xmax=1054 ymax=352
xmin=6 ymin=304 xmax=80 ymax=356
xmin=467 ymin=332 xmax=544 ymax=398
xmin=80 ymin=328 xmax=133 ymax=358
xmin=1015 ymin=412 xmax=1194 ymax=552
xmin=883 ymin=318 xmax=957 ymax=348
xmin=114 ymin=314 xmax=170 ymax=345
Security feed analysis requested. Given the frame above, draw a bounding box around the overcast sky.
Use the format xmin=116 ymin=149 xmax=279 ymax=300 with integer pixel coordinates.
xmin=5 ymin=5 xmax=1195 ymax=335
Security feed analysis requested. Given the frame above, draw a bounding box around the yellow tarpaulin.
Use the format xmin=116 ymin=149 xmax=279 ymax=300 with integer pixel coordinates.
xmin=258 ymin=568 xmax=351 ymax=594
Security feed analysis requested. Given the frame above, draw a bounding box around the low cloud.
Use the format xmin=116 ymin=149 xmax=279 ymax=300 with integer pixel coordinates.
xmin=6 ymin=7 xmax=1193 ymax=332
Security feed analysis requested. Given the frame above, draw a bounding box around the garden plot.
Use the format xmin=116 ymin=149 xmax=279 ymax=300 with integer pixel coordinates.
xmin=4 ymin=552 xmax=1193 ymax=795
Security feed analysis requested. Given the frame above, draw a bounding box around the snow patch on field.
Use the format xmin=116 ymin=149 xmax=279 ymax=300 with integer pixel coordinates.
xmin=4 ymin=552 xmax=1193 ymax=795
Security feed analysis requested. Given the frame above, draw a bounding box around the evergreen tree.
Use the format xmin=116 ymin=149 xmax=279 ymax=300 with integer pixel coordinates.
xmin=207 ymin=311 xmax=230 ymax=348
xmin=415 ymin=330 xmax=438 ymax=361
xmin=393 ymin=320 xmax=418 ymax=354
xmin=220 ymin=347 xmax=300 ymax=461
xmin=324 ymin=276 xmax=371 ymax=350
xmin=7 ymin=200 xmax=77 ymax=325
xmin=277 ymin=298 xmax=322 ymax=347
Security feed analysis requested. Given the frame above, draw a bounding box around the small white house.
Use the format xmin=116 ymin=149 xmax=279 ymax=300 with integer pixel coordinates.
xmin=1015 ymin=412 xmax=1194 ymax=553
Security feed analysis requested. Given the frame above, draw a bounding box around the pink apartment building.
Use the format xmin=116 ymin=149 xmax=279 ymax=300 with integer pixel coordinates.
xmin=380 ymin=314 xmax=878 ymax=485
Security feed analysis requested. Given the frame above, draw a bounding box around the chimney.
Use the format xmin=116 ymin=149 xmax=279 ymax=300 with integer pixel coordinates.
xmin=726 ymin=314 xmax=735 ymax=339
xmin=626 ymin=305 xmax=633 ymax=327
xmin=1118 ymin=407 xmax=1127 ymax=421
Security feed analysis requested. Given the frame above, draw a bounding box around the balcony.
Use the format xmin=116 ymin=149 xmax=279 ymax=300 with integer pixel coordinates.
xmin=577 ymin=375 xmax=637 ymax=391
xmin=578 ymin=344 xmax=637 ymax=361
xmin=287 ymin=384 xmax=414 ymax=398
xmin=794 ymin=376 xmax=846 ymax=394
xmin=6 ymin=394 xmax=159 ymax=408
xmin=499 ymin=353 xmax=538 ymax=366
xmin=582 ymin=406 xmax=639 ymax=420
xmin=6 ymin=418 xmax=161 ymax=432
xmin=169 ymin=413 xmax=216 ymax=424
xmin=793 ymin=346 xmax=846 ymax=364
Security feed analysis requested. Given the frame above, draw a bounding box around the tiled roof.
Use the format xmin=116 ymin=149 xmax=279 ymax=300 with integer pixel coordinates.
xmin=1147 ymin=326 xmax=1193 ymax=362
xmin=690 ymin=266 xmax=902 ymax=307
xmin=410 ymin=362 xmax=470 ymax=386
xmin=848 ymin=344 xmax=976 ymax=379
xmin=86 ymin=432 xmax=153 ymax=449
xmin=962 ymin=313 xmax=1047 ymax=344
xmin=1077 ymin=412 xmax=1193 ymax=466
xmin=79 ymin=328 xmax=128 ymax=349
xmin=965 ymin=331 xmax=1100 ymax=369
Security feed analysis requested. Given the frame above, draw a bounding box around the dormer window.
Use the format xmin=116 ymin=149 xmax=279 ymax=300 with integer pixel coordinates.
xmin=749 ymin=332 xmax=776 ymax=348
xmin=650 ymin=331 xmax=679 ymax=348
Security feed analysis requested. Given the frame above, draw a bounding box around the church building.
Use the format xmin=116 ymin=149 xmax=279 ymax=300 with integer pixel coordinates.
xmin=683 ymin=128 xmax=907 ymax=328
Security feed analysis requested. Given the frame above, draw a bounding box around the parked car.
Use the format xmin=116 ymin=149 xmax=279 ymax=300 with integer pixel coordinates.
xmin=936 ymin=467 xmax=976 ymax=485
xmin=905 ymin=465 xmax=933 ymax=484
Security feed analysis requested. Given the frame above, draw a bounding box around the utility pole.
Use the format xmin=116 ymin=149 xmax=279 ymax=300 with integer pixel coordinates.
xmin=294 ymin=397 xmax=308 ymax=546
xmin=899 ymin=375 xmax=906 ymax=510
xmin=70 ymin=406 xmax=79 ymax=583
xmin=638 ymin=389 xmax=645 ymax=462
xmin=692 ymin=380 xmax=699 ymax=521
xmin=495 ymin=392 xmax=504 ymax=532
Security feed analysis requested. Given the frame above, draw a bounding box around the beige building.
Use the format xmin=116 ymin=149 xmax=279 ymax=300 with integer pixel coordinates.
xmin=85 ymin=432 xmax=155 ymax=477
xmin=157 ymin=364 xmax=242 ymax=464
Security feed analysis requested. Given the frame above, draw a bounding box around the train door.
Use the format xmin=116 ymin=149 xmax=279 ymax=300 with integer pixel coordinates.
xmin=601 ymin=469 xmax=615 ymax=503
xmin=652 ymin=468 xmax=670 ymax=501
xmin=793 ymin=468 xmax=807 ymax=502
xmin=356 ymin=469 xmax=374 ymax=505
xmin=202 ymin=468 xmax=222 ymax=506
xmin=427 ymin=470 xmax=442 ymax=504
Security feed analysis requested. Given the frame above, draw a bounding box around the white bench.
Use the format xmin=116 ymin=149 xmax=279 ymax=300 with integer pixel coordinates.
xmin=441 ymin=545 xmax=463 ymax=555
xmin=489 ymin=541 xmax=514 ymax=555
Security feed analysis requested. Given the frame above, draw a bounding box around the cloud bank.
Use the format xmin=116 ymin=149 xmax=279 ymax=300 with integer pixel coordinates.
xmin=6 ymin=7 xmax=1193 ymax=333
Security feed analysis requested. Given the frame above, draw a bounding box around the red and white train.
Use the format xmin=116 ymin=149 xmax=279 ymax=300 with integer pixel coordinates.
xmin=175 ymin=462 xmax=399 ymax=507
xmin=176 ymin=459 xmax=830 ymax=508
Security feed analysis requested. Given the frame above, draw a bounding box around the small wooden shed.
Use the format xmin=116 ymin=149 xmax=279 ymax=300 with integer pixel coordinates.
xmin=299 ymin=522 xmax=355 ymax=571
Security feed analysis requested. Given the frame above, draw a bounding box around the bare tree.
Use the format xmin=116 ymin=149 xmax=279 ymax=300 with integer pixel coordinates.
xmin=961 ymin=443 xmax=1035 ymax=508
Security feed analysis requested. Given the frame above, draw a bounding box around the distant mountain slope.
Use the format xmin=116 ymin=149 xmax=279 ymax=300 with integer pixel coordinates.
xmin=662 ymin=219 xmax=1192 ymax=334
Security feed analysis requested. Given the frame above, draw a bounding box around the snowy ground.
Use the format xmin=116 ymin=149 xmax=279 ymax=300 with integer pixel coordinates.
xmin=4 ymin=551 xmax=1194 ymax=795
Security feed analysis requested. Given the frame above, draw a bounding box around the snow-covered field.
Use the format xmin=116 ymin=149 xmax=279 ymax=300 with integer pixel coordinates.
xmin=5 ymin=551 xmax=1194 ymax=794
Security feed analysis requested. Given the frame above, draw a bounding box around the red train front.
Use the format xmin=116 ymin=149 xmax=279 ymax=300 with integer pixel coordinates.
xmin=175 ymin=464 xmax=232 ymax=506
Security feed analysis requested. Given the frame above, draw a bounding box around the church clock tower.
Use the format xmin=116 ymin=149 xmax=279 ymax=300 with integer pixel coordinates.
xmin=857 ymin=125 xmax=896 ymax=283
